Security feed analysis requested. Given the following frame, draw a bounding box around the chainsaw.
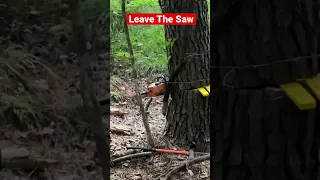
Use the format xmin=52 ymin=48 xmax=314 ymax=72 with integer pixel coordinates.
xmin=140 ymin=77 xmax=167 ymax=98
xmin=140 ymin=76 xmax=210 ymax=98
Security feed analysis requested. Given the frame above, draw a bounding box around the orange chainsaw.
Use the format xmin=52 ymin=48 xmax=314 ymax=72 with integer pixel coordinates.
xmin=140 ymin=77 xmax=167 ymax=98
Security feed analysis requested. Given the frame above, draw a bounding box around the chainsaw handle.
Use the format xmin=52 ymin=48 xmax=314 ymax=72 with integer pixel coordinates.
xmin=140 ymin=92 xmax=148 ymax=98
xmin=156 ymin=76 xmax=167 ymax=83
xmin=154 ymin=149 xmax=189 ymax=156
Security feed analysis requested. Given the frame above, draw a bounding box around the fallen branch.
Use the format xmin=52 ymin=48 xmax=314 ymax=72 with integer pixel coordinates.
xmin=111 ymin=152 xmax=156 ymax=166
xmin=110 ymin=107 xmax=128 ymax=116
xmin=110 ymin=127 xmax=131 ymax=136
xmin=164 ymin=155 xmax=210 ymax=180
xmin=3 ymin=157 xmax=59 ymax=170
xmin=0 ymin=60 xmax=32 ymax=92
xmin=110 ymin=124 xmax=131 ymax=136
xmin=111 ymin=149 xmax=138 ymax=158
xmin=0 ymin=147 xmax=59 ymax=170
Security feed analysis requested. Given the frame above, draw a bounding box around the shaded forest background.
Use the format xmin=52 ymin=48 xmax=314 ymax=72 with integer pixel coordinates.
xmin=0 ymin=0 xmax=109 ymax=179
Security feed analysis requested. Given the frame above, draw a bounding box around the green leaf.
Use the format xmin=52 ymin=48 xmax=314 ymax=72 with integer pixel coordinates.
xmin=116 ymin=51 xmax=125 ymax=57
xmin=165 ymin=41 xmax=171 ymax=47
xmin=12 ymin=101 xmax=32 ymax=111
xmin=135 ymin=52 xmax=142 ymax=56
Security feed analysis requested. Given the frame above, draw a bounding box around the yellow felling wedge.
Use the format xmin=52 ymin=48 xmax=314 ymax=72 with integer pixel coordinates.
xmin=280 ymin=82 xmax=316 ymax=110
xmin=305 ymin=76 xmax=320 ymax=101
xmin=198 ymin=85 xmax=210 ymax=97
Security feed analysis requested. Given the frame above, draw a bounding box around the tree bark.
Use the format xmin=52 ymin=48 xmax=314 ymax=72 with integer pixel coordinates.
xmin=215 ymin=0 xmax=318 ymax=89
xmin=160 ymin=0 xmax=210 ymax=151
xmin=211 ymin=0 xmax=320 ymax=179
xmin=213 ymin=88 xmax=320 ymax=180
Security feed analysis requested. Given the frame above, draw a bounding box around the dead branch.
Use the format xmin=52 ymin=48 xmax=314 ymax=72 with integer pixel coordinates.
xmin=110 ymin=107 xmax=128 ymax=116
xmin=121 ymin=0 xmax=154 ymax=147
xmin=3 ymin=157 xmax=59 ymax=170
xmin=0 ymin=60 xmax=32 ymax=92
xmin=164 ymin=155 xmax=210 ymax=180
xmin=110 ymin=125 xmax=131 ymax=136
xmin=111 ymin=149 xmax=138 ymax=158
xmin=111 ymin=152 xmax=156 ymax=166
xmin=0 ymin=147 xmax=59 ymax=170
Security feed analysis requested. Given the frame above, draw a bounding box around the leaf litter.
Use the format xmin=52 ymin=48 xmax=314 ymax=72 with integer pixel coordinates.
xmin=0 ymin=3 xmax=109 ymax=179
xmin=110 ymin=79 xmax=210 ymax=180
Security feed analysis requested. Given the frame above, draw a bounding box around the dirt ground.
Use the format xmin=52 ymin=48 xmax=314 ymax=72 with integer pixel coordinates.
xmin=109 ymin=79 xmax=210 ymax=180
xmin=0 ymin=57 xmax=109 ymax=180
xmin=0 ymin=3 xmax=110 ymax=179
xmin=0 ymin=28 xmax=109 ymax=180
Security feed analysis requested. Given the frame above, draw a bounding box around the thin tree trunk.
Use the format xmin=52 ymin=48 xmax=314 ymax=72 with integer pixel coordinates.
xmin=121 ymin=0 xmax=154 ymax=147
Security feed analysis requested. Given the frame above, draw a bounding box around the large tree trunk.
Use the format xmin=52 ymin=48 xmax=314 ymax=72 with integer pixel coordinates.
xmin=160 ymin=0 xmax=210 ymax=151
xmin=211 ymin=0 xmax=320 ymax=179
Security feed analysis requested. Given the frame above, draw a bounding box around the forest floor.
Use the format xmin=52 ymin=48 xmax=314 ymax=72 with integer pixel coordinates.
xmin=0 ymin=11 xmax=110 ymax=178
xmin=109 ymin=78 xmax=210 ymax=180
xmin=0 ymin=46 xmax=109 ymax=180
xmin=0 ymin=74 xmax=209 ymax=180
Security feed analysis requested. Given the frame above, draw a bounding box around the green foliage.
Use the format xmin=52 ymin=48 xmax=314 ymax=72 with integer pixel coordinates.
xmin=110 ymin=0 xmax=211 ymax=77
xmin=11 ymin=100 xmax=33 ymax=125
xmin=111 ymin=0 xmax=167 ymax=76
xmin=111 ymin=92 xmax=121 ymax=102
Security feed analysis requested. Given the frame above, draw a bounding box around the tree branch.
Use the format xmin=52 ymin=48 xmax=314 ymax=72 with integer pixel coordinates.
xmin=111 ymin=152 xmax=155 ymax=166
xmin=164 ymin=155 xmax=210 ymax=180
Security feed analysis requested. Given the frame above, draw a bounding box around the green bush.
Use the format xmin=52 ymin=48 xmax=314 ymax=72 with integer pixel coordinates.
xmin=111 ymin=0 xmax=167 ymax=76
xmin=110 ymin=0 xmax=210 ymax=77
